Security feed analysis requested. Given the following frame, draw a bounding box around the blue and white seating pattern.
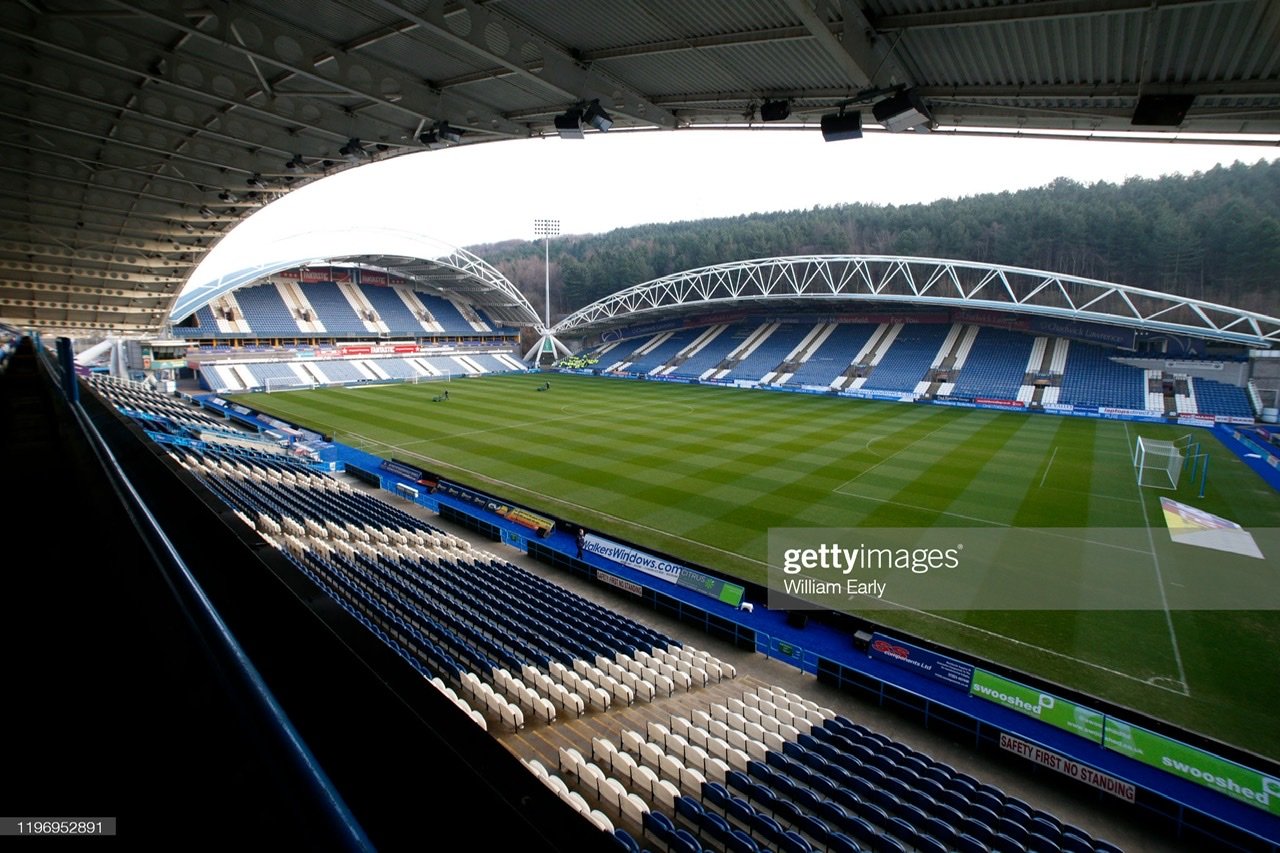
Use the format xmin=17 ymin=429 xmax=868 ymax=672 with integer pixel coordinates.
xmin=949 ymin=328 xmax=1036 ymax=400
xmin=785 ymin=324 xmax=878 ymax=387
xmin=227 ymin=283 xmax=303 ymax=336
xmin=302 ymin=282 xmax=372 ymax=335
xmin=722 ymin=325 xmax=816 ymax=382
xmin=546 ymin=683 xmax=1121 ymax=853
xmin=1057 ymin=343 xmax=1146 ymax=410
xmin=862 ymin=325 xmax=952 ymax=393
xmin=1190 ymin=378 xmax=1253 ymax=419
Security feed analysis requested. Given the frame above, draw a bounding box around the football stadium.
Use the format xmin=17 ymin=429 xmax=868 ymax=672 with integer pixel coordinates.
xmin=5 ymin=4 xmax=1280 ymax=853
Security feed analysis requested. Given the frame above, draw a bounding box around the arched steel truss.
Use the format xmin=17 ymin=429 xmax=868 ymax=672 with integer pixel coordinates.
xmin=553 ymin=255 xmax=1280 ymax=347
xmin=169 ymin=228 xmax=541 ymax=329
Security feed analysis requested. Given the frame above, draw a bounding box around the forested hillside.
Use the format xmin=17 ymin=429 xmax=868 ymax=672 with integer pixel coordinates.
xmin=469 ymin=159 xmax=1280 ymax=321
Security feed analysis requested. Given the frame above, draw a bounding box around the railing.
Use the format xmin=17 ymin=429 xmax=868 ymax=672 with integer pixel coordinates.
xmin=42 ymin=341 xmax=373 ymax=852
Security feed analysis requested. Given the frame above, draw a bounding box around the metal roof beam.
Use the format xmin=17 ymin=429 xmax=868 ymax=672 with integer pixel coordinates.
xmin=364 ymin=0 xmax=676 ymax=128
xmin=102 ymin=0 xmax=530 ymax=139
xmin=873 ymin=0 xmax=1244 ymax=31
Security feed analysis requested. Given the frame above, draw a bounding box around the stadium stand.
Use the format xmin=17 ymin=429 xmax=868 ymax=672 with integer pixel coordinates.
xmin=1191 ymin=378 xmax=1254 ymax=419
xmin=359 ymin=284 xmax=425 ymax=335
xmin=667 ymin=323 xmax=757 ymax=379
xmin=722 ymin=324 xmax=816 ymax=382
xmin=862 ymin=324 xmax=952 ymax=393
xmin=949 ymin=327 xmax=1038 ymax=401
xmin=417 ymin=292 xmax=475 ymax=332
xmin=1056 ymin=342 xmax=1147 ymax=409
xmin=80 ymin=370 xmax=1150 ymax=853
xmin=608 ymin=328 xmax=695 ymax=374
xmin=785 ymin=323 xmax=878 ymax=387
xmin=304 ymin=283 xmax=374 ymax=336
xmin=226 ymin=283 xmax=303 ymax=337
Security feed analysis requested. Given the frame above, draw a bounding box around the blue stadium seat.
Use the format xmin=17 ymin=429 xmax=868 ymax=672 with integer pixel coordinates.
xmin=826 ymin=833 xmax=862 ymax=853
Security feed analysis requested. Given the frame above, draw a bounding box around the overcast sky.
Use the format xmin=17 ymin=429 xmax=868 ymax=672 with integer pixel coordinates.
xmin=189 ymin=128 xmax=1280 ymax=286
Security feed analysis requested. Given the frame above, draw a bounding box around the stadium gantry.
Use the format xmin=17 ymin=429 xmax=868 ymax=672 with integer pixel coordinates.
xmin=553 ymin=255 xmax=1280 ymax=349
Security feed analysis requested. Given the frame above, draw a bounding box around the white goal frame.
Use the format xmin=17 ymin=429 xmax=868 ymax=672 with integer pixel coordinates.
xmin=1133 ymin=434 xmax=1193 ymax=489
xmin=264 ymin=376 xmax=314 ymax=393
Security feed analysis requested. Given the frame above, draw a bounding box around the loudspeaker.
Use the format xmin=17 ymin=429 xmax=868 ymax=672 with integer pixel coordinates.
xmin=853 ymin=630 xmax=873 ymax=652
xmin=785 ymin=611 xmax=809 ymax=629
xmin=760 ymin=99 xmax=791 ymax=122
xmin=820 ymin=111 xmax=863 ymax=142
xmin=1132 ymin=94 xmax=1195 ymax=127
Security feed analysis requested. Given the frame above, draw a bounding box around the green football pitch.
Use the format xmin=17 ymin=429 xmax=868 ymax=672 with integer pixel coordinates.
xmin=230 ymin=372 xmax=1280 ymax=761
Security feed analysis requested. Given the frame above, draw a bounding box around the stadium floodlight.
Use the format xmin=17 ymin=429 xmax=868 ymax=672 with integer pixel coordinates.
xmin=436 ymin=121 xmax=464 ymax=144
xmin=820 ymin=110 xmax=863 ymax=142
xmin=582 ymin=100 xmax=613 ymax=132
xmin=553 ymin=109 xmax=584 ymax=139
xmin=760 ymin=99 xmax=791 ymax=122
xmin=339 ymin=138 xmax=369 ymax=161
xmin=872 ymin=89 xmax=934 ymax=132
xmin=284 ymin=154 xmax=306 ymax=172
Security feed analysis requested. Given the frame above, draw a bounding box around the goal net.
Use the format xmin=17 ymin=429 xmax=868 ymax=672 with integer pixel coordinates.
xmin=407 ymin=370 xmax=451 ymax=384
xmin=264 ymin=375 xmax=314 ymax=393
xmin=1133 ymin=434 xmax=1192 ymax=489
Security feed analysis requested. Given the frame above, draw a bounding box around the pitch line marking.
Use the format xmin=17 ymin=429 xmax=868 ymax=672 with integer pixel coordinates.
xmin=375 ymin=435 xmax=1175 ymax=689
xmin=1039 ymin=446 xmax=1059 ymax=488
xmin=1124 ymin=422 xmax=1190 ymax=696
xmin=834 ymin=419 xmax=966 ymax=491
xmin=264 ymin=390 xmax=1188 ymax=699
xmin=859 ymin=603 xmax=1191 ymax=696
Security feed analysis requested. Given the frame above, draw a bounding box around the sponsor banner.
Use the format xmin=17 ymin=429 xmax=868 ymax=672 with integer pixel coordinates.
xmin=970 ymin=670 xmax=1104 ymax=743
xmin=1028 ymin=316 xmax=1137 ymax=350
xmin=279 ymin=269 xmax=300 ymax=280
xmin=953 ymin=309 xmax=1033 ymax=331
xmin=868 ymin=633 xmax=974 ymax=691
xmin=380 ymin=459 xmax=440 ymax=491
xmin=301 ymin=268 xmax=330 ymax=282
xmin=1100 ymin=407 xmax=1161 ymax=418
xmin=360 ymin=269 xmax=388 ymax=285
xmin=585 ymin=534 xmax=683 ymax=584
xmin=435 ymin=479 xmax=555 ymax=537
xmin=596 ymin=570 xmax=645 ymax=597
xmin=933 ymin=399 xmax=977 ymax=409
xmin=584 ymin=534 xmax=744 ymax=606
xmin=975 ymin=397 xmax=1024 ymax=408
xmin=1104 ymin=720 xmax=1280 ymax=816
xmin=1000 ymin=733 xmax=1136 ymax=802
xmin=837 ymin=389 xmax=913 ymax=402
xmin=1177 ymin=415 xmax=1216 ymax=427
xmin=381 ymin=458 xmax=425 ymax=481
xmin=1220 ymin=416 xmax=1257 ymax=425
xmin=1167 ymin=360 xmax=1222 ymax=371
xmin=339 ymin=343 xmax=419 ymax=356
xmin=1043 ymin=403 xmax=1078 ymax=413
xmin=1258 ymin=427 xmax=1274 ymax=442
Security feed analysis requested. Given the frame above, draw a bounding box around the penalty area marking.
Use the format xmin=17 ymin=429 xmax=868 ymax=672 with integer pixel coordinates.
xmin=881 ymin=602 xmax=1191 ymax=697
xmin=834 ymin=419 xmax=966 ymax=491
xmin=1039 ymin=446 xmax=1059 ymax=488
xmin=1124 ymin=422 xmax=1190 ymax=697
xmin=361 ymin=432 xmax=1184 ymax=697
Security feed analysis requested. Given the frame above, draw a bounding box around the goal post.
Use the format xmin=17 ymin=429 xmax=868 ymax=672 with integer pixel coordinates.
xmin=264 ymin=375 xmax=314 ymax=393
xmin=407 ymin=369 xmax=451 ymax=385
xmin=1133 ymin=435 xmax=1189 ymax=490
